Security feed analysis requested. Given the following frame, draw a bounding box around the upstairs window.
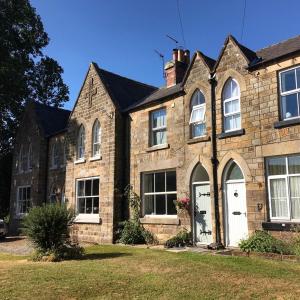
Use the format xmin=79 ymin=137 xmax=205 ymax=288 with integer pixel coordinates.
xmin=223 ymin=78 xmax=241 ymax=132
xmin=189 ymin=89 xmax=206 ymax=138
xmin=77 ymin=125 xmax=85 ymax=159
xmin=92 ymin=119 xmax=101 ymax=158
xmin=28 ymin=144 xmax=33 ymax=170
xmin=19 ymin=145 xmax=28 ymax=173
xmin=150 ymin=109 xmax=167 ymax=146
xmin=51 ymin=143 xmax=59 ymax=168
xmin=279 ymin=67 xmax=300 ymax=120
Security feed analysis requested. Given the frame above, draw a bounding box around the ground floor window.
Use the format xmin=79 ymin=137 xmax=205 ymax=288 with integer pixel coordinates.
xmin=17 ymin=186 xmax=31 ymax=215
xmin=266 ymin=155 xmax=300 ymax=221
xmin=76 ymin=177 xmax=99 ymax=214
xmin=142 ymin=170 xmax=177 ymax=215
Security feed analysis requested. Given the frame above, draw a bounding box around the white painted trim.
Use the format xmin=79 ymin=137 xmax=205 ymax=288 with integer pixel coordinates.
xmin=74 ymin=214 xmax=100 ymax=224
xmin=89 ymin=156 xmax=102 ymax=162
xmin=74 ymin=158 xmax=86 ymax=164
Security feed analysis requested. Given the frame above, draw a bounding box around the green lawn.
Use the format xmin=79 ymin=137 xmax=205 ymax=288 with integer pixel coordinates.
xmin=0 ymin=245 xmax=300 ymax=300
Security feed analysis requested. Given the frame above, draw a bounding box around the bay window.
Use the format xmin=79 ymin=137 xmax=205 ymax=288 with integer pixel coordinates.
xmin=279 ymin=67 xmax=300 ymax=120
xmin=143 ymin=170 xmax=177 ymax=215
xmin=267 ymin=155 xmax=300 ymax=221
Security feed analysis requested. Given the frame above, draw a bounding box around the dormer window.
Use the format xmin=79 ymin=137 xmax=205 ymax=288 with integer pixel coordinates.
xmin=279 ymin=67 xmax=300 ymax=120
xmin=223 ymin=78 xmax=241 ymax=132
xmin=189 ymin=89 xmax=206 ymax=138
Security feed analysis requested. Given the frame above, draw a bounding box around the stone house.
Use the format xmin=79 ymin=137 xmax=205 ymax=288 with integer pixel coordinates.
xmin=10 ymin=35 xmax=300 ymax=246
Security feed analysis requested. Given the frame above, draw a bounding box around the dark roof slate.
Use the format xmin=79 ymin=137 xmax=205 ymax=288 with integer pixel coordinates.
xmin=94 ymin=63 xmax=157 ymax=111
xmin=34 ymin=102 xmax=71 ymax=137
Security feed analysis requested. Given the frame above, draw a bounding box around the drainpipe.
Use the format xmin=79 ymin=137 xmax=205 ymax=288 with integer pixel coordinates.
xmin=208 ymin=73 xmax=223 ymax=249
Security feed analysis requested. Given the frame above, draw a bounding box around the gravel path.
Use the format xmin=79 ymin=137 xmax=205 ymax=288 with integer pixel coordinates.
xmin=0 ymin=237 xmax=33 ymax=255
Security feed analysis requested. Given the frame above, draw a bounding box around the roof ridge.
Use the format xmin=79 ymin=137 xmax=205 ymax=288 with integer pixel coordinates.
xmin=256 ymin=34 xmax=300 ymax=53
xmin=94 ymin=63 xmax=158 ymax=90
xmin=34 ymin=101 xmax=71 ymax=113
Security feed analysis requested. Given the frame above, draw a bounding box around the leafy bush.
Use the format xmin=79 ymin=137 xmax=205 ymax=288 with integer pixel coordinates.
xmin=165 ymin=229 xmax=192 ymax=248
xmin=22 ymin=204 xmax=83 ymax=260
xmin=239 ymin=230 xmax=292 ymax=254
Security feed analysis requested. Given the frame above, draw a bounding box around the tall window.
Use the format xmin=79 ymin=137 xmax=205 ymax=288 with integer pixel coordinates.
xmin=143 ymin=170 xmax=177 ymax=215
xmin=279 ymin=67 xmax=300 ymax=120
xmin=92 ymin=119 xmax=101 ymax=157
xmin=28 ymin=144 xmax=33 ymax=170
xmin=51 ymin=143 xmax=59 ymax=168
xmin=266 ymin=155 xmax=300 ymax=221
xmin=223 ymin=78 xmax=241 ymax=132
xmin=49 ymin=185 xmax=59 ymax=203
xmin=19 ymin=145 xmax=28 ymax=172
xmin=17 ymin=186 xmax=31 ymax=215
xmin=189 ymin=89 xmax=206 ymax=138
xmin=77 ymin=178 xmax=99 ymax=214
xmin=77 ymin=125 xmax=85 ymax=159
xmin=150 ymin=109 xmax=167 ymax=146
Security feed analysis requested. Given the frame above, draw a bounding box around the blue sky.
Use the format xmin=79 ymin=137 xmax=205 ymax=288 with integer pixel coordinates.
xmin=31 ymin=0 xmax=300 ymax=110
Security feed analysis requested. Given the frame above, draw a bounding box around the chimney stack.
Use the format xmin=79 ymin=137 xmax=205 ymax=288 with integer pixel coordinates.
xmin=164 ymin=48 xmax=190 ymax=87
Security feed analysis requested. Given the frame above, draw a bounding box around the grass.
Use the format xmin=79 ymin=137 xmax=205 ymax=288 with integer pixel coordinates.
xmin=0 ymin=245 xmax=300 ymax=299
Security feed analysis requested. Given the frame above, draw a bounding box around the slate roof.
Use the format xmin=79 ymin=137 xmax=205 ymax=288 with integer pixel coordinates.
xmin=94 ymin=63 xmax=157 ymax=111
xmin=34 ymin=102 xmax=71 ymax=137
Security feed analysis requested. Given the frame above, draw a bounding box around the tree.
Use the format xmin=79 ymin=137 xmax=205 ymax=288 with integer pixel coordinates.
xmin=0 ymin=0 xmax=69 ymax=215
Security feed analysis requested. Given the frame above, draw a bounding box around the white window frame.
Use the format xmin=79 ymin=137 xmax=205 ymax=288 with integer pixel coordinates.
xmin=267 ymin=155 xmax=300 ymax=222
xmin=92 ymin=120 xmax=101 ymax=158
xmin=142 ymin=170 xmax=177 ymax=216
xmin=279 ymin=66 xmax=300 ymax=121
xmin=77 ymin=126 xmax=85 ymax=161
xmin=17 ymin=185 xmax=31 ymax=216
xmin=150 ymin=109 xmax=167 ymax=146
xmin=223 ymin=78 xmax=241 ymax=133
xmin=189 ymin=103 xmax=206 ymax=137
xmin=75 ymin=176 xmax=100 ymax=223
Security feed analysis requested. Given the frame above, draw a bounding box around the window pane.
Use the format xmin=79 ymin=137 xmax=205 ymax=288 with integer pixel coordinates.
xmin=281 ymin=69 xmax=296 ymax=92
xmin=78 ymin=181 xmax=84 ymax=196
xmin=144 ymin=174 xmax=154 ymax=193
xmin=144 ymin=195 xmax=154 ymax=215
xmin=288 ymin=156 xmax=300 ymax=174
xmin=166 ymin=171 xmax=176 ymax=191
xmin=86 ymin=197 xmax=93 ymax=214
xmin=193 ymin=123 xmax=206 ymax=137
xmin=78 ymin=198 xmax=85 ymax=213
xmin=290 ymin=176 xmax=300 ymax=219
xmin=297 ymin=68 xmax=300 ymax=89
xmin=267 ymin=157 xmax=286 ymax=175
xmin=152 ymin=109 xmax=166 ymax=129
xmin=281 ymin=94 xmax=298 ymax=119
xmin=155 ymin=172 xmax=165 ymax=192
xmin=226 ymin=162 xmax=243 ymax=180
xmin=225 ymin=99 xmax=239 ymax=114
xmin=92 ymin=179 xmax=99 ymax=196
xmin=153 ymin=130 xmax=166 ymax=145
xmin=231 ymin=80 xmax=239 ymax=97
xmin=192 ymin=164 xmax=209 ymax=182
xmin=225 ymin=114 xmax=240 ymax=131
xmin=22 ymin=188 xmax=26 ymax=200
xmin=223 ymin=81 xmax=232 ymax=100
xmin=85 ymin=180 xmax=92 ymax=196
xmin=270 ymin=178 xmax=288 ymax=218
xmin=190 ymin=106 xmax=205 ymax=123
xmin=93 ymin=197 xmax=99 ymax=214
xmin=167 ymin=194 xmax=177 ymax=215
xmin=156 ymin=194 xmax=166 ymax=214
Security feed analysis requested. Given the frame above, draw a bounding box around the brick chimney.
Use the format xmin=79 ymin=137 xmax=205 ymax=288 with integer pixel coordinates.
xmin=165 ymin=49 xmax=190 ymax=87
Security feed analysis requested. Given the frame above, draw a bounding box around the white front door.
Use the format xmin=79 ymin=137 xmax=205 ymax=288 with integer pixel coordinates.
xmin=226 ymin=182 xmax=248 ymax=247
xmin=194 ymin=184 xmax=213 ymax=245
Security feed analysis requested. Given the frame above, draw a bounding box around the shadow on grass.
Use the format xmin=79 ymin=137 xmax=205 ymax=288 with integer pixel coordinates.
xmin=80 ymin=252 xmax=132 ymax=261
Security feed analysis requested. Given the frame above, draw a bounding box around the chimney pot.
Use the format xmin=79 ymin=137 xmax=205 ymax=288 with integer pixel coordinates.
xmin=172 ymin=48 xmax=178 ymax=61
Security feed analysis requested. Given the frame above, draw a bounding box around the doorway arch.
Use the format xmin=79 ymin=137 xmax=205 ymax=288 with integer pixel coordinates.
xmin=191 ymin=163 xmax=212 ymax=245
xmin=223 ymin=160 xmax=248 ymax=247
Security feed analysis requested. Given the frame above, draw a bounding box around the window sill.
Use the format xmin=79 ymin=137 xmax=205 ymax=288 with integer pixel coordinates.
xmin=217 ymin=128 xmax=245 ymax=139
xmin=274 ymin=118 xmax=300 ymax=129
xmin=187 ymin=136 xmax=210 ymax=144
xmin=74 ymin=158 xmax=86 ymax=165
xmin=74 ymin=214 xmax=100 ymax=224
xmin=89 ymin=156 xmax=102 ymax=162
xmin=140 ymin=216 xmax=180 ymax=225
xmin=146 ymin=143 xmax=169 ymax=152
xmin=262 ymin=221 xmax=300 ymax=231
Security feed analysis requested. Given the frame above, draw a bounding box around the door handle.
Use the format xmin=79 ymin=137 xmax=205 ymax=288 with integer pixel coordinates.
xmin=232 ymin=211 xmax=241 ymax=215
xmin=199 ymin=192 xmax=210 ymax=197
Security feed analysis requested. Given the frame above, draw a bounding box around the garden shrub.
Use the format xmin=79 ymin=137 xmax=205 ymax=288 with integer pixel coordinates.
xmin=239 ymin=230 xmax=292 ymax=254
xmin=164 ymin=229 xmax=192 ymax=248
xmin=22 ymin=204 xmax=84 ymax=261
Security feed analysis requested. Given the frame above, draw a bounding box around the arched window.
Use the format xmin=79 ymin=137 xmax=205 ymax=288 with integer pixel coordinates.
xmin=19 ymin=145 xmax=28 ymax=172
xmin=225 ymin=161 xmax=244 ymax=182
xmin=222 ymin=78 xmax=241 ymax=132
xmin=191 ymin=163 xmax=209 ymax=183
xmin=189 ymin=89 xmax=206 ymax=138
xmin=77 ymin=125 xmax=85 ymax=159
xmin=51 ymin=142 xmax=59 ymax=168
xmin=92 ymin=119 xmax=101 ymax=158
xmin=28 ymin=144 xmax=33 ymax=170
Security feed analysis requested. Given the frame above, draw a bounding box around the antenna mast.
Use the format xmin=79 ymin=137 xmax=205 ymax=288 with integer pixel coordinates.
xmin=154 ymin=49 xmax=165 ymax=79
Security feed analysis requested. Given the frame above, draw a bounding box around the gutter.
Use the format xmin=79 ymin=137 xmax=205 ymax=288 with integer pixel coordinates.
xmin=208 ymin=73 xmax=223 ymax=249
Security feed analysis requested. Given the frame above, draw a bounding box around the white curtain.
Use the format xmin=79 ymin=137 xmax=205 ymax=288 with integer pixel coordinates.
xmin=225 ymin=114 xmax=241 ymax=131
xmin=290 ymin=176 xmax=300 ymax=219
xmin=270 ymin=178 xmax=288 ymax=218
